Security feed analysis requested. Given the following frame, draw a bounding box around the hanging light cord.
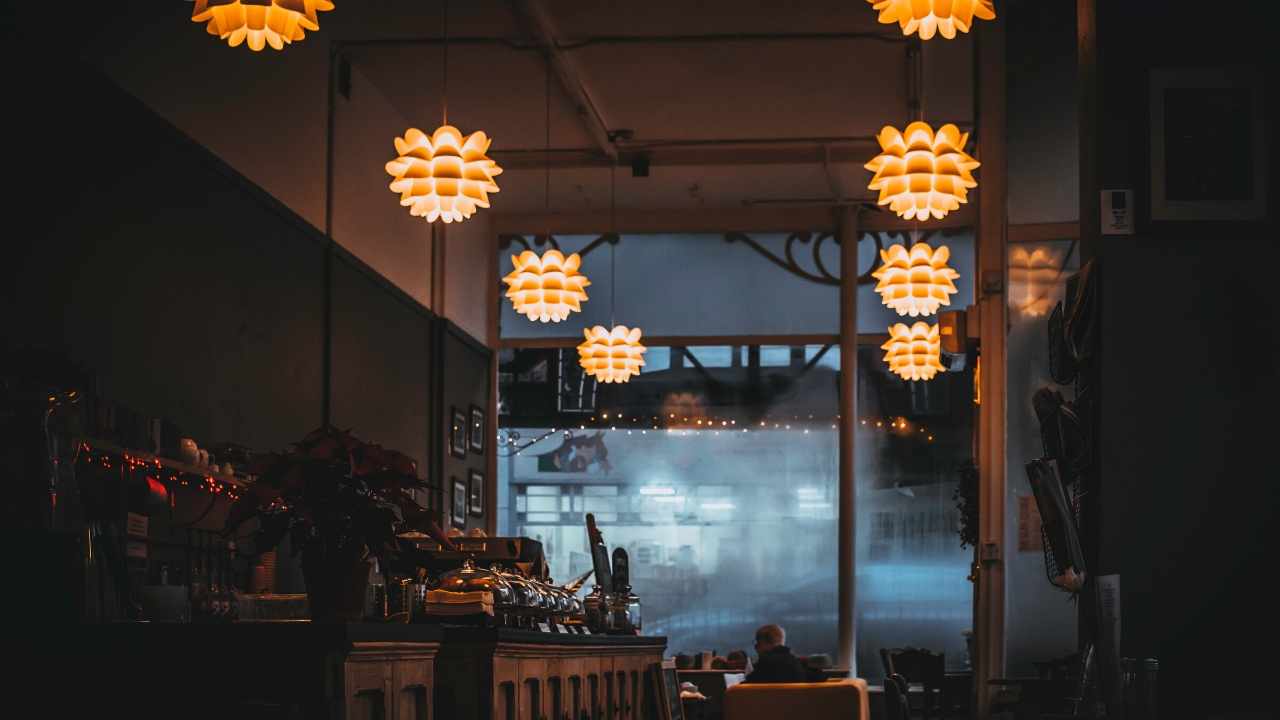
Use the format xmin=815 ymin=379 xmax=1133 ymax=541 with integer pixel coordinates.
xmin=911 ymin=35 xmax=921 ymax=243
xmin=441 ymin=0 xmax=449 ymax=125
xmin=544 ymin=49 xmax=551 ymax=231
xmin=610 ymin=166 xmax=617 ymax=327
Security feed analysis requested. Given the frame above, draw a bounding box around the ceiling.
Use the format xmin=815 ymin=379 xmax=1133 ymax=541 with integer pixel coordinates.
xmin=337 ymin=0 xmax=977 ymax=213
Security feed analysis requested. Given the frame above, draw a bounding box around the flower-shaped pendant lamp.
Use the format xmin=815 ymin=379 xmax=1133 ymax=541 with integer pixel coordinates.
xmin=866 ymin=0 xmax=996 ymax=40
xmin=384 ymin=0 xmax=500 ymax=223
xmin=385 ymin=126 xmax=502 ymax=224
xmin=882 ymin=321 xmax=945 ymax=381
xmin=872 ymin=242 xmax=961 ymax=317
xmin=578 ymin=325 xmax=647 ymax=384
xmin=865 ymin=122 xmax=980 ymax=221
xmin=503 ymin=249 xmax=591 ymax=323
xmin=191 ymin=0 xmax=334 ymax=52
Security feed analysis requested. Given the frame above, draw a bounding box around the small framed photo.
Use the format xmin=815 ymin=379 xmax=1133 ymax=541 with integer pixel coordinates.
xmin=449 ymin=407 xmax=467 ymax=459
xmin=467 ymin=469 xmax=484 ymax=517
xmin=1150 ymin=67 xmax=1266 ymax=221
xmin=469 ymin=404 xmax=486 ymax=454
xmin=451 ymin=477 xmax=467 ymax=528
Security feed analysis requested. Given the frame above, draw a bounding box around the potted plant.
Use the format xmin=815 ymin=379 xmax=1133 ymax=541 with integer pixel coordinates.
xmin=225 ymin=426 xmax=452 ymax=623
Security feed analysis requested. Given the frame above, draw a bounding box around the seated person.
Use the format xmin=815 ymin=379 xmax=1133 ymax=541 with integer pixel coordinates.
xmin=743 ymin=624 xmax=825 ymax=684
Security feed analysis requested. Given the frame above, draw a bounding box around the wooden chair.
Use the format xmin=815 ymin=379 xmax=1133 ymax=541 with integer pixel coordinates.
xmin=879 ymin=648 xmax=946 ymax=719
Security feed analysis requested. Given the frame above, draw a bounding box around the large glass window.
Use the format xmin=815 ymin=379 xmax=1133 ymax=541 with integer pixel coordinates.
xmin=499 ymin=343 xmax=840 ymax=660
xmin=854 ymin=345 xmax=976 ymax=680
xmin=1004 ymin=239 xmax=1080 ymax=674
xmin=499 ymin=233 xmax=841 ymax=338
xmin=498 ymin=228 xmax=978 ymax=676
xmin=852 ymin=229 xmax=977 ymax=681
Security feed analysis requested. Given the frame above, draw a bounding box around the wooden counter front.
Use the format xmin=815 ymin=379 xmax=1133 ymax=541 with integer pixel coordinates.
xmin=434 ymin=627 xmax=668 ymax=720
xmin=17 ymin=623 xmax=664 ymax=720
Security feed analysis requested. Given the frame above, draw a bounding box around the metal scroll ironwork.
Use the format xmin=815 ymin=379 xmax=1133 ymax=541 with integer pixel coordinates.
xmin=498 ymin=232 xmax=619 ymax=259
xmin=499 ymin=229 xmax=967 ymax=287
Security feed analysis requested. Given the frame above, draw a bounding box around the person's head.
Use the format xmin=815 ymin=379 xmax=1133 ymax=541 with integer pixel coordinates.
xmin=754 ymin=624 xmax=785 ymax=654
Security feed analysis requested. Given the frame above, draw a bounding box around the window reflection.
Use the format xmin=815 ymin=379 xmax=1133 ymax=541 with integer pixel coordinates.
xmin=500 ymin=344 xmax=840 ymax=659
xmin=855 ymin=346 xmax=976 ymax=680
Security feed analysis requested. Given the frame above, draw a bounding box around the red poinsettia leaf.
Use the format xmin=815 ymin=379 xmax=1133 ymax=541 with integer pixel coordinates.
xmin=387 ymin=450 xmax=418 ymax=478
xmin=351 ymin=443 xmax=389 ymax=477
xmin=225 ymin=480 xmax=281 ymax=531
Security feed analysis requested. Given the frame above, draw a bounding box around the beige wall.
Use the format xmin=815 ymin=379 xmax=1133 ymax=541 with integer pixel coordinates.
xmin=333 ymin=64 xmax=432 ymax=306
xmin=442 ymin=215 xmax=495 ymax=344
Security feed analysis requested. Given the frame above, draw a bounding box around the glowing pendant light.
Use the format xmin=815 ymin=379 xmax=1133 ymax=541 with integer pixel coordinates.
xmin=385 ymin=126 xmax=502 ymax=223
xmin=882 ymin=321 xmax=945 ymax=381
xmin=866 ymin=0 xmax=995 ymax=40
xmin=578 ymin=325 xmax=647 ymax=384
xmin=872 ymin=242 xmax=961 ymax=317
xmin=191 ymin=0 xmax=334 ymax=52
xmin=503 ymin=250 xmax=591 ymax=323
xmin=866 ymin=122 xmax=980 ymax=221
xmin=385 ymin=0 xmax=499 ymax=223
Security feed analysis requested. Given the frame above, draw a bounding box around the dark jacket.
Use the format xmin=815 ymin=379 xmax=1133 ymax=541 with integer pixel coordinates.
xmin=743 ymin=646 xmax=824 ymax=684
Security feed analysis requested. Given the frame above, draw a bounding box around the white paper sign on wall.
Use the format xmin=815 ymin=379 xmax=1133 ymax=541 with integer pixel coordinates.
xmin=1102 ymin=189 xmax=1134 ymax=235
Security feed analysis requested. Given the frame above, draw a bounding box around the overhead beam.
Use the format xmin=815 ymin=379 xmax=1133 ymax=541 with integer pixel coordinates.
xmin=491 ymin=139 xmax=880 ymax=170
xmin=511 ymin=0 xmax=619 ymax=160
xmin=492 ymin=204 xmax=976 ymax=236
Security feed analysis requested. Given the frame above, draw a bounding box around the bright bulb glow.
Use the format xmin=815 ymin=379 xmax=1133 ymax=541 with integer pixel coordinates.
xmin=503 ymin=250 xmax=590 ymax=323
xmin=866 ymin=0 xmax=996 ymax=40
xmin=866 ymin=122 xmax=980 ymax=221
xmin=873 ymin=242 xmax=960 ymax=317
xmin=882 ymin=322 xmax=945 ymax=381
xmin=639 ymin=486 xmax=676 ymax=496
xmin=191 ymin=0 xmax=334 ymax=52
xmin=578 ymin=325 xmax=647 ymax=384
xmin=385 ymin=126 xmax=502 ymax=223
xmin=700 ymin=502 xmax=736 ymax=511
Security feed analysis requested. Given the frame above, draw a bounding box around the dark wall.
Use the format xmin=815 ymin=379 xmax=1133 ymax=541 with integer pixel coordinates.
xmin=437 ymin=323 xmax=495 ymax=534
xmin=330 ymin=251 xmax=432 ymax=496
xmin=4 ymin=57 xmax=324 ymax=456
xmin=2 ymin=47 xmax=492 ymax=534
xmin=1085 ymin=1 xmax=1280 ymax=716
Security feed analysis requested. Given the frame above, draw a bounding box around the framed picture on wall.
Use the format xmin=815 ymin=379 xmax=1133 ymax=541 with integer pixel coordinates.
xmin=467 ymin=469 xmax=484 ymax=517
xmin=469 ymin=405 xmax=486 ymax=454
xmin=451 ymin=477 xmax=467 ymax=528
xmin=1150 ymin=67 xmax=1267 ymax=221
xmin=449 ymin=407 xmax=467 ymax=459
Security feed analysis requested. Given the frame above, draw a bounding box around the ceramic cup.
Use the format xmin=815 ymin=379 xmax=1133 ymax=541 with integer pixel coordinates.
xmin=178 ymin=438 xmax=199 ymax=465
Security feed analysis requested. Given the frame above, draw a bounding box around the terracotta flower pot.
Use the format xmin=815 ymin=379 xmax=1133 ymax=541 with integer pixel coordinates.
xmin=301 ymin=545 xmax=370 ymax=624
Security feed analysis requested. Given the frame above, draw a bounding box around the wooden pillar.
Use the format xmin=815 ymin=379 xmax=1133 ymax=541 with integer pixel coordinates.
xmin=836 ymin=205 xmax=859 ymax=675
xmin=975 ymin=10 xmax=1008 ymax=718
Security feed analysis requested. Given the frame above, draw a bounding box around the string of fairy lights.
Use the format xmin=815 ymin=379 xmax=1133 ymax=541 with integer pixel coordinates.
xmin=499 ymin=413 xmax=938 ymax=456
xmin=76 ymin=441 xmax=246 ymax=503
